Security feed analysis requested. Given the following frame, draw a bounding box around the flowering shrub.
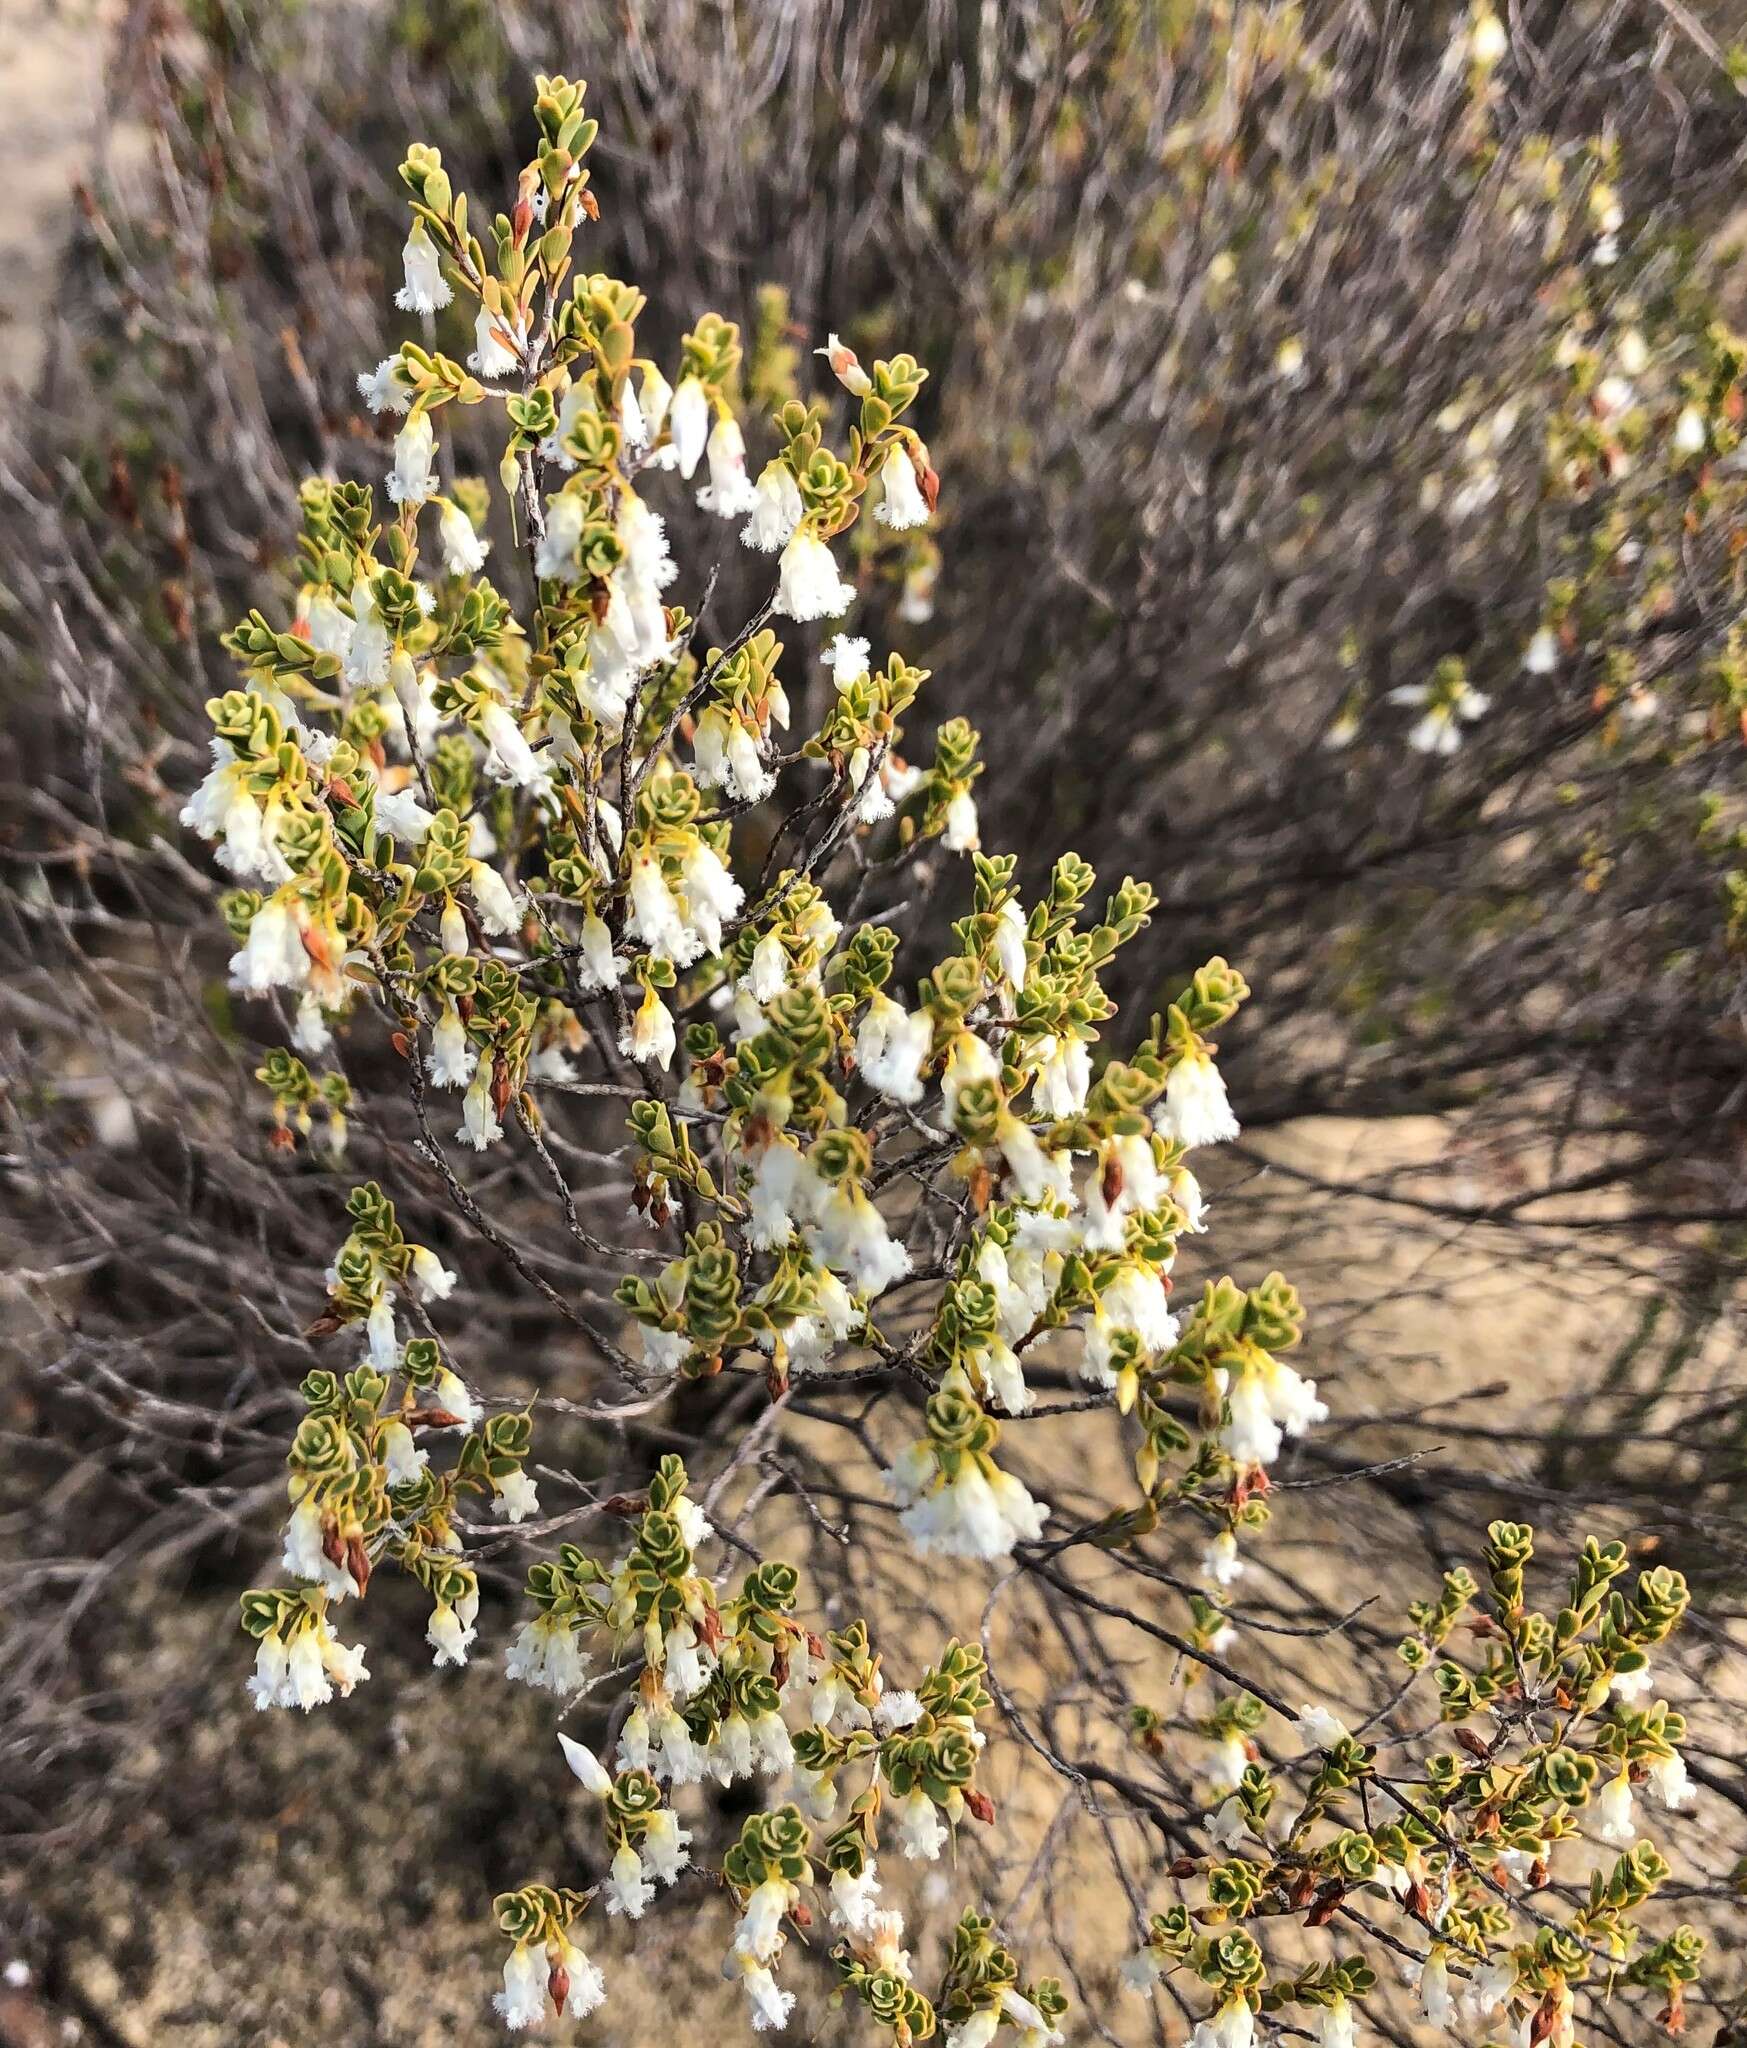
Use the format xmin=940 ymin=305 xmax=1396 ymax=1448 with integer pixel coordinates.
xmin=170 ymin=75 xmax=1732 ymax=2043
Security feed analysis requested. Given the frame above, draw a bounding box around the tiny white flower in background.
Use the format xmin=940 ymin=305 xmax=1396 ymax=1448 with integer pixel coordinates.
xmin=551 ymin=1937 xmax=606 ymax=2022
xmin=993 ymin=898 xmax=1028 ymax=985
xmin=639 ymin=363 xmax=674 ymax=439
xmin=479 ymin=702 xmax=548 ymax=795
xmin=292 ymin=993 xmax=333 ymax=1057
xmin=535 ymin=491 xmax=585 ymax=579
xmin=1190 ymin=1994 xmax=1255 ymax=2048
xmin=1468 ymin=8 xmax=1507 ymax=64
xmin=605 ymin=1839 xmax=655 ymax=1919
xmin=1462 ymin=1961 xmax=1515 ymax=2022
xmin=469 ymin=304 xmax=520 ymax=377
xmin=1317 ymin=1994 xmax=1358 ymax=2048
xmin=733 ymin=1959 xmax=795 ymax=2035
xmin=639 ymin=1324 xmax=691 ymax=1374
xmin=357 ymin=355 xmax=413 ymax=414
xmin=743 ymin=459 xmax=805 ymax=552
xmin=380 ymin=1419 xmax=427 ymax=1487
xmin=395 ymin=220 xmax=451 ymax=313
xmin=1203 ymin=1529 xmax=1244 ymax=1587
xmin=826 ymin=634 xmax=871 ymax=688
xmin=574 ymin=914 xmax=623 ymax=995
xmin=505 ymin=1617 xmax=590 ymax=1695
xmin=1275 ymin=336 xmax=1307 ymax=384
xmin=679 ymin=839 xmax=744 ymax=955
xmin=458 ymin=1067 xmax=504 ymax=1149
xmin=493 ymin=1941 xmax=548 ymax=2030
xmin=471 ymin=860 xmax=518 ymax=937
xmin=1162 ymin=1051 xmax=1239 ymax=1148
xmin=1120 ymin=1948 xmax=1164 ymax=1995
xmin=627 ymin=852 xmax=697 ymax=965
xmin=433 ymin=1366 xmax=477 ymax=1430
xmin=875 ymin=443 xmax=930 ymax=528
xmin=387 ymin=410 xmax=439 ymax=508
xmin=1207 ymin=1793 xmax=1247 ymax=1850
xmin=1609 ymin=1660 xmax=1653 ymax=1703
xmin=1523 ymin=627 xmax=1558 ymax=674
xmin=813 ymin=1179 xmax=913 ymax=1296
xmin=776 ymin=528 xmax=856 ymax=621
xmin=698 ymin=413 xmax=760 ymax=516
xmin=856 ymin=991 xmax=932 ymax=1105
xmin=231 ymin=896 xmax=309 ymax=994
xmin=438 ymin=498 xmax=490 ymax=575
xmin=282 ymin=1495 xmax=357 ymax=1600
xmin=1495 ymin=1839 xmax=1545 ymax=1885
xmin=1616 ymin=328 xmax=1649 ymax=376
xmin=1206 ymin=1729 xmax=1249 ymax=1792
xmin=491 ymin=1468 xmax=540 ymax=1523
xmin=891 ymin=1786 xmax=948 ymax=1860
xmin=828 ymin=1860 xmax=883 ymax=1935
xmin=641 ymin=1806 xmax=692 ymax=1883
xmin=667 ymin=376 xmax=711 ymax=479
xmin=429 ymin=1002 xmax=476 ymax=1088
xmin=942 ymin=789 xmax=980 ymax=851
xmin=1296 ymin=1704 xmax=1350 ymax=1750
xmin=428 ymin=1586 xmax=479 ymax=1668
xmin=1031 ymin=1035 xmax=1090 ymax=1119
xmin=621 ymin=984 xmax=677 ymax=1070
xmin=1648 ymin=1749 xmax=1691 ymax=1809
xmin=344 ymin=577 xmax=392 ymax=686
xmin=1415 ymin=1951 xmax=1456 ymax=2032
xmin=899 ymin=557 xmax=938 ymax=623
xmin=1388 ymin=680 xmax=1490 ymax=756
xmin=744 ymin=930 xmax=790 ymax=1003
xmin=1595 ymin=1769 xmax=1636 ymax=1844
xmin=1674 ymin=404 xmax=1707 ymax=456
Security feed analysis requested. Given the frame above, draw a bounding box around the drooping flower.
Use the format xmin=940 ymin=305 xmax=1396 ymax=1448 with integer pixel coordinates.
xmin=776 ymin=528 xmax=856 ymax=622
xmin=428 ymin=1584 xmax=480 ymax=1667
xmin=438 ymin=498 xmax=490 ymax=576
xmin=621 ymin=983 xmax=677 ymax=1070
xmin=469 ymin=304 xmax=520 ymax=378
xmin=1596 ymin=1769 xmax=1637 ymax=1844
xmin=856 ymin=991 xmax=932 ymax=1106
xmin=387 ymin=410 xmax=439 ymax=508
xmin=1648 ymin=1749 xmax=1691 ymax=1809
xmin=1161 ymin=1051 xmax=1239 ymax=1148
xmin=357 ymin=354 xmax=414 ymax=415
xmin=394 ymin=220 xmax=451 ymax=314
xmin=667 ymin=375 xmax=711 ymax=479
xmin=943 ymin=789 xmax=979 ymax=851
xmin=875 ymin=443 xmax=930 ymax=528
xmin=698 ymin=414 xmax=761 ymax=517
xmin=742 ymin=458 xmax=804 ymax=552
